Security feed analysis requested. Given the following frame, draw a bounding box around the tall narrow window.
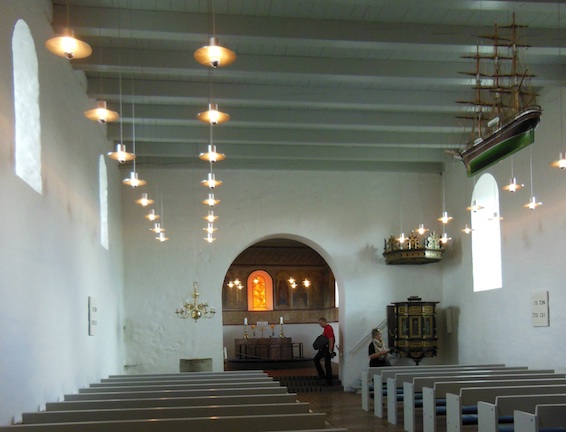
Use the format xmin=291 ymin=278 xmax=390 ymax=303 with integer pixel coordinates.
xmin=99 ymin=155 xmax=109 ymax=250
xmin=12 ymin=20 xmax=42 ymax=193
xmin=471 ymin=174 xmax=502 ymax=291
xmin=247 ymin=270 xmax=273 ymax=311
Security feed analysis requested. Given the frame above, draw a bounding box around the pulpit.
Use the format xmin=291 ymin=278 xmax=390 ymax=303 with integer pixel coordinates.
xmin=235 ymin=337 xmax=301 ymax=360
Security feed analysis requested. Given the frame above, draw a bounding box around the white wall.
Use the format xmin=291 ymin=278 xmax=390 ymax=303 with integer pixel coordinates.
xmin=442 ymin=87 xmax=566 ymax=372
xmin=121 ymin=166 xmax=445 ymax=388
xmin=0 ymin=0 xmax=125 ymax=425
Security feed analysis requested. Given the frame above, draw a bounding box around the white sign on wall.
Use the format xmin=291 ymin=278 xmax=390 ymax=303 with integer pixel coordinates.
xmin=88 ymin=296 xmax=98 ymax=336
xmin=531 ymin=291 xmax=549 ymax=327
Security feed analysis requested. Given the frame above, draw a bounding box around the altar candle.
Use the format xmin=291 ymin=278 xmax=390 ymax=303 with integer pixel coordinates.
xmin=280 ymin=316 xmax=283 ymax=325
xmin=223 ymin=347 xmax=227 ymax=359
xmin=244 ymin=318 xmax=248 ymax=325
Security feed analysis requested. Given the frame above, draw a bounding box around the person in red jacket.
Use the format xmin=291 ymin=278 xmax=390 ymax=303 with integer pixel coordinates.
xmin=313 ymin=317 xmax=335 ymax=385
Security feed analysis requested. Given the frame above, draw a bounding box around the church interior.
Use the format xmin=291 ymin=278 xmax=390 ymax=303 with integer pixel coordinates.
xmin=1 ymin=0 xmax=565 ymax=427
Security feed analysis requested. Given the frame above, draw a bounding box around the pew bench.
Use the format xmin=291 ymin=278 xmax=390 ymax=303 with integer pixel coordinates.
xmin=94 ymin=375 xmax=273 ymax=387
xmin=446 ymin=384 xmax=566 ymax=432
xmin=402 ymin=371 xmax=558 ymax=431
xmin=101 ymin=371 xmax=268 ymax=383
xmin=423 ymin=378 xmax=566 ymax=432
xmin=478 ymin=393 xmax=566 ymax=432
xmin=515 ymin=404 xmax=566 ymax=432
xmin=22 ymin=402 xmax=312 ymax=423
xmin=79 ymin=379 xmax=278 ymax=393
xmin=64 ymin=385 xmax=288 ymax=401
xmin=0 ymin=413 xmax=329 ymax=432
xmin=46 ymin=393 xmax=300 ymax=411
xmin=361 ymin=364 xmax=505 ymax=414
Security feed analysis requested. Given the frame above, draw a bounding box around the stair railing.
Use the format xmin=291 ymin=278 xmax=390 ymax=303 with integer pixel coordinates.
xmin=347 ymin=317 xmax=387 ymax=354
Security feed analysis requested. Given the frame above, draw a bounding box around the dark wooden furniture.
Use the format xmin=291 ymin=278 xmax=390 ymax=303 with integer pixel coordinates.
xmin=235 ymin=338 xmax=303 ymax=360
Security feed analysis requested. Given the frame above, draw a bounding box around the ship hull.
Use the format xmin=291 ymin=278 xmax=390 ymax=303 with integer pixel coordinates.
xmin=460 ymin=107 xmax=542 ymax=177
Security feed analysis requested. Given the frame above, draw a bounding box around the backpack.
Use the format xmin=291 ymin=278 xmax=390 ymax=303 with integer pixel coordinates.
xmin=313 ymin=335 xmax=329 ymax=350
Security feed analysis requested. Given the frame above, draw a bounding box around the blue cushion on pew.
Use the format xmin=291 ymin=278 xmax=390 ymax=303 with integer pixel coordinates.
xmin=498 ymin=415 xmax=514 ymax=424
xmin=436 ymin=407 xmax=446 ymax=415
xmin=497 ymin=424 xmax=515 ymax=432
xmin=415 ymin=400 xmax=423 ymax=408
xmin=436 ymin=398 xmax=447 ymax=406
xmin=462 ymin=405 xmax=477 ymax=414
xmin=540 ymin=428 xmax=566 ymax=432
xmin=462 ymin=414 xmax=478 ymax=425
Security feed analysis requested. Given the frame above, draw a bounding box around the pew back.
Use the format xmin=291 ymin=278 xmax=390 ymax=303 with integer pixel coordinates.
xmin=79 ymin=380 xmax=277 ymax=393
xmin=514 ymin=403 xmax=566 ymax=432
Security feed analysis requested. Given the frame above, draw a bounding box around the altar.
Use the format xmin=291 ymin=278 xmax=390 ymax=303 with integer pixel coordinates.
xmin=235 ymin=337 xmax=303 ymax=360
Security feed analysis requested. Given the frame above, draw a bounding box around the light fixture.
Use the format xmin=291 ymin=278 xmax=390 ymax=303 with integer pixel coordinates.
xmin=84 ymin=100 xmax=119 ymax=124
xmin=524 ymin=149 xmax=542 ymax=210
xmin=466 ymin=200 xmax=484 ymax=212
xmin=194 ymin=36 xmax=236 ymax=68
xmin=156 ymin=232 xmax=169 ymax=242
xmin=150 ymin=222 xmax=164 ymax=234
xmin=397 ymin=232 xmax=406 ymax=244
xmin=503 ymin=177 xmax=524 ymax=192
xmin=488 ymin=212 xmax=504 ymax=221
xmin=203 ymin=223 xmax=217 ymax=234
xmin=551 ymin=152 xmax=566 ymax=169
xmin=202 ymin=193 xmax=220 ymax=206
xmin=438 ymin=172 xmax=453 ymax=224
xmin=123 ymin=171 xmax=147 ymax=188
xmin=197 ymin=103 xmax=230 ymax=125
xmin=303 ymin=279 xmax=311 ymax=288
xmin=46 ymin=27 xmax=92 ymax=60
xmin=227 ymin=278 xmax=243 ymax=289
xmin=416 ymin=224 xmax=428 ymax=235
xmin=135 ymin=192 xmax=154 ymax=207
xmin=201 ymin=172 xmax=223 ymax=188
xmin=144 ymin=209 xmax=160 ymax=221
xmin=203 ymin=210 xmax=218 ymax=222
xmin=204 ymin=233 xmax=216 ymax=243
xmin=175 ymin=282 xmax=216 ymax=321
xmin=383 ymin=231 xmax=444 ymax=265
xmin=199 ymin=144 xmax=226 ymax=163
xmin=108 ymin=143 xmax=135 ymax=163
xmin=440 ymin=232 xmax=451 ymax=244
xmin=462 ymin=224 xmax=473 ymax=234
xmin=288 ymin=277 xmax=298 ymax=289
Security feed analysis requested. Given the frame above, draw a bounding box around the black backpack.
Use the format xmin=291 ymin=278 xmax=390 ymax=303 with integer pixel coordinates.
xmin=312 ymin=335 xmax=329 ymax=350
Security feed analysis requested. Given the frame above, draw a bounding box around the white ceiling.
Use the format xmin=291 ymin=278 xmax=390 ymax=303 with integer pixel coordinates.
xmin=50 ymin=0 xmax=565 ymax=173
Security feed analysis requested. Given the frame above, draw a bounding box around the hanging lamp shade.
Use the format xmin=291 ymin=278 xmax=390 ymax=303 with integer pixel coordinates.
xmin=524 ymin=196 xmax=542 ymax=210
xmin=123 ymin=171 xmax=147 ymax=188
xmin=202 ymin=193 xmax=220 ymax=207
xmin=551 ymin=152 xmax=566 ymax=169
xmin=194 ymin=37 xmax=236 ymax=68
xmin=156 ymin=232 xmax=169 ymax=242
xmin=108 ymin=144 xmax=135 ymax=163
xmin=45 ymin=27 xmax=92 ymax=60
xmin=204 ymin=233 xmax=216 ymax=243
xmin=145 ymin=209 xmax=160 ymax=221
xmin=438 ymin=211 xmax=453 ymax=224
xmin=203 ymin=223 xmax=217 ymax=234
xmin=197 ymin=103 xmax=230 ymax=125
xmin=199 ymin=144 xmax=226 ymax=162
xmin=84 ymin=100 xmax=119 ymax=124
xmin=203 ymin=210 xmax=218 ymax=222
xmin=201 ymin=172 xmax=222 ymax=188
xmin=502 ymin=177 xmax=524 ymax=192
xmin=135 ymin=192 xmax=154 ymax=207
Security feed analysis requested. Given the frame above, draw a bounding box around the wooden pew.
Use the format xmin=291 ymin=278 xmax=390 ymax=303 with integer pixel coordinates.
xmin=360 ymin=364 xmax=505 ymax=412
xmin=100 ymin=370 xmax=269 ymax=383
xmin=514 ymin=403 xmax=566 ymax=432
xmin=386 ymin=368 xmax=533 ymax=425
xmin=46 ymin=393 xmax=300 ymax=411
xmin=79 ymin=380 xmax=278 ymax=393
xmin=478 ymin=393 xmax=566 ymax=432
xmin=402 ymin=371 xmax=557 ymax=431
xmin=0 ymin=412 xmax=329 ymax=432
xmin=95 ymin=375 xmax=273 ymax=386
xmin=422 ymin=378 xmax=566 ymax=432
xmin=22 ymin=402 xmax=312 ymax=423
xmin=447 ymin=385 xmax=566 ymax=432
xmin=64 ymin=385 xmax=289 ymax=401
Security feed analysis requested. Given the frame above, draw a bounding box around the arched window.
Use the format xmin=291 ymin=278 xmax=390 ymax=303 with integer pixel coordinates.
xmin=247 ymin=270 xmax=274 ymax=311
xmin=99 ymin=155 xmax=109 ymax=250
xmin=471 ymin=173 xmax=502 ymax=291
xmin=12 ymin=19 xmax=42 ymax=193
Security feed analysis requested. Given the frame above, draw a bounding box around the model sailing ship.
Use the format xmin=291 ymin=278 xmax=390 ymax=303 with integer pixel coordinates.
xmin=457 ymin=13 xmax=542 ymax=177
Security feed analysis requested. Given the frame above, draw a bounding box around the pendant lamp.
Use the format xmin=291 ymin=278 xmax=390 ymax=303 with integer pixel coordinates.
xmin=46 ymin=27 xmax=91 ymax=60
xmin=84 ymin=100 xmax=119 ymax=124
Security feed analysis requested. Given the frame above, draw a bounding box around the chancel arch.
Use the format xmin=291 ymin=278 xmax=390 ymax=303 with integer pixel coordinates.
xmin=222 ymin=238 xmax=337 ymax=324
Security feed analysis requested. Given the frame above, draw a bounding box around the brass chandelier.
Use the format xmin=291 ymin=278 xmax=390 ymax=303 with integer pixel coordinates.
xmin=175 ymin=282 xmax=216 ymax=322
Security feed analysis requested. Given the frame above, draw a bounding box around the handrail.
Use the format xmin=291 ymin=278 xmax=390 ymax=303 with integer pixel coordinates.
xmin=347 ymin=317 xmax=387 ymax=354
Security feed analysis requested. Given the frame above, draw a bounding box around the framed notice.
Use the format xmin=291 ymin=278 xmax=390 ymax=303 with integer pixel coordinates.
xmin=88 ymin=296 xmax=98 ymax=335
xmin=531 ymin=291 xmax=549 ymax=327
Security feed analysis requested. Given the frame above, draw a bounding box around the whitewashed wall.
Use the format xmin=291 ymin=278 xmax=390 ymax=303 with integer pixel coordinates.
xmin=442 ymin=87 xmax=566 ymax=372
xmin=121 ymin=165 xmax=445 ymax=387
xmin=0 ymin=0 xmax=125 ymax=425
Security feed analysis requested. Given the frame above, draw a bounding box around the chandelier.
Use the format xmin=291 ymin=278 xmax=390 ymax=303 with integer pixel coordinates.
xmin=175 ymin=282 xmax=216 ymax=321
xmin=383 ymin=231 xmax=444 ymax=265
